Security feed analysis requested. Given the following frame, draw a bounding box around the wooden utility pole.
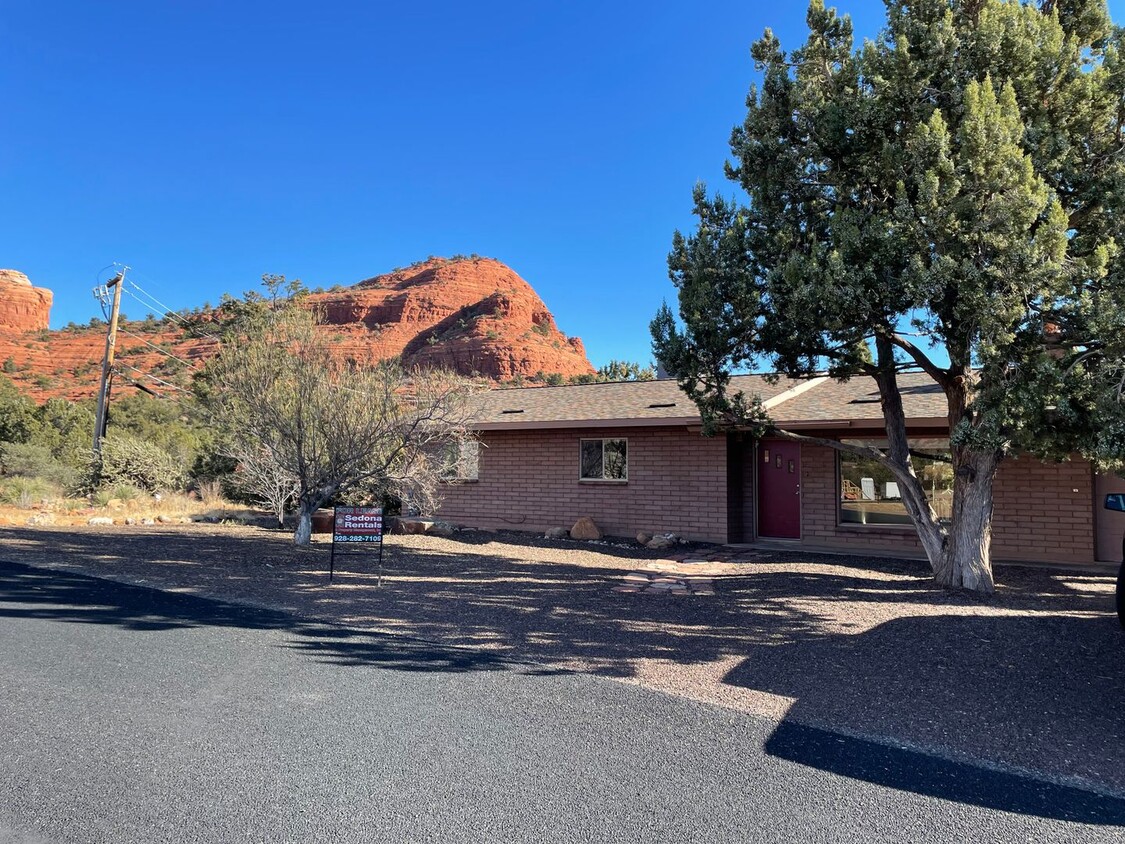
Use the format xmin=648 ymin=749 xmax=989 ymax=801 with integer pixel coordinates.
xmin=93 ymin=269 xmax=126 ymax=457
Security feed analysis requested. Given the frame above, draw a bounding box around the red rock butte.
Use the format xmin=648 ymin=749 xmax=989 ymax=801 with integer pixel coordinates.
xmin=0 ymin=257 xmax=594 ymax=402
xmin=0 ymin=270 xmax=53 ymax=333
xmin=308 ymin=257 xmax=594 ymax=381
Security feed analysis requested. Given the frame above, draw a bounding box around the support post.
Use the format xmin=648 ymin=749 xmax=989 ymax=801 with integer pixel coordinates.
xmin=93 ymin=270 xmax=126 ymax=457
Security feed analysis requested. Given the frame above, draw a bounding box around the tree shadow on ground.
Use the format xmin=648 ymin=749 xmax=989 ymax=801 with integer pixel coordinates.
xmin=722 ymin=606 xmax=1125 ymax=824
xmin=1 ymin=525 xmax=1123 ymax=820
xmin=0 ymin=560 xmax=546 ymax=675
xmin=766 ymin=721 xmax=1125 ymax=825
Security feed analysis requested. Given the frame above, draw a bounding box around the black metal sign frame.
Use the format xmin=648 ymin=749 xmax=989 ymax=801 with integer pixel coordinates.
xmin=329 ymin=505 xmax=384 ymax=585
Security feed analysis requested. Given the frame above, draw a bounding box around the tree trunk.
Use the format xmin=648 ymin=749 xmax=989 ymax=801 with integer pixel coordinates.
xmin=294 ymin=504 xmax=313 ymax=546
xmin=933 ymin=448 xmax=1000 ymax=593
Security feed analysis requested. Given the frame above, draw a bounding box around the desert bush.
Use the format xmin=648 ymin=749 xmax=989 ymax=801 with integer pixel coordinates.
xmin=0 ymin=476 xmax=58 ymax=508
xmin=0 ymin=442 xmax=80 ymax=490
xmin=91 ymin=484 xmax=142 ymax=507
xmin=195 ymin=479 xmax=227 ymax=507
xmin=92 ymin=434 xmax=187 ymax=493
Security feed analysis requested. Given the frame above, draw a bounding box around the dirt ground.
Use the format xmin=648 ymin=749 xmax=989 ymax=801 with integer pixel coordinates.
xmin=1 ymin=522 xmax=1122 ymax=797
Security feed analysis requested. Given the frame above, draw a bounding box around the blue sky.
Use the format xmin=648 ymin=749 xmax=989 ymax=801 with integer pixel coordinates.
xmin=3 ymin=1 xmax=1122 ymax=368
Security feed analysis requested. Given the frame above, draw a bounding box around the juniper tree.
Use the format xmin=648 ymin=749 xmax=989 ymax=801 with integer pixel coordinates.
xmin=653 ymin=0 xmax=1125 ymax=592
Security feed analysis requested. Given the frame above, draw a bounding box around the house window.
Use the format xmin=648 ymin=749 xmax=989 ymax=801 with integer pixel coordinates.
xmin=442 ymin=440 xmax=479 ymax=482
xmin=580 ymin=438 xmax=627 ymax=481
xmin=838 ymin=439 xmax=952 ymax=526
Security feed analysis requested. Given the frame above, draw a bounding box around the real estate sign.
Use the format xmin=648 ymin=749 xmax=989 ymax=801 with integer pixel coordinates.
xmin=333 ymin=506 xmax=384 ymax=543
xmin=329 ymin=506 xmax=384 ymax=583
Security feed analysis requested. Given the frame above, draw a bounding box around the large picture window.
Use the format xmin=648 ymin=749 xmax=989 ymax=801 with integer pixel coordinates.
xmin=580 ymin=438 xmax=627 ymax=481
xmin=839 ymin=439 xmax=952 ymax=526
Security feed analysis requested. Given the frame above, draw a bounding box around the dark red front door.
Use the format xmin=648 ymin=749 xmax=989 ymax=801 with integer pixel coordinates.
xmin=758 ymin=440 xmax=801 ymax=539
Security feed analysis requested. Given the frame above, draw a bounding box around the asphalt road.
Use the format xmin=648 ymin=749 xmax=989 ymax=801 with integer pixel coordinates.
xmin=1 ymin=559 xmax=1122 ymax=843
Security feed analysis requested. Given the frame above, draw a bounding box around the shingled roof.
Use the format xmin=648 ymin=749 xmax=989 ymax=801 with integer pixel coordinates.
xmin=469 ymin=371 xmax=949 ymax=431
xmin=771 ymin=371 xmax=948 ymax=427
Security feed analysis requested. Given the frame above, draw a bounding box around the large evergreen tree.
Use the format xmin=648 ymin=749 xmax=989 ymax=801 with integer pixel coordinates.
xmin=653 ymin=0 xmax=1125 ymax=592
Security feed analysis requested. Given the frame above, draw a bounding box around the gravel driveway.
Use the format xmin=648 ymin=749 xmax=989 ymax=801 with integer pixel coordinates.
xmin=1 ymin=523 xmax=1121 ymax=798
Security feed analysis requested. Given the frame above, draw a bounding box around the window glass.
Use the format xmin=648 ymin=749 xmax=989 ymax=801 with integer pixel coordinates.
xmin=442 ymin=440 xmax=479 ymax=481
xmin=839 ymin=439 xmax=951 ymax=525
xmin=580 ymin=439 xmax=627 ymax=480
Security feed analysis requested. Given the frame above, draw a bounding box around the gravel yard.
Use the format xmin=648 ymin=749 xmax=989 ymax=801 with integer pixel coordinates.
xmin=1 ymin=523 xmax=1122 ymax=797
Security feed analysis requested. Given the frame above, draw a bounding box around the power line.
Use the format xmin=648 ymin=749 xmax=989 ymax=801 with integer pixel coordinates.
xmin=114 ymin=361 xmax=191 ymax=394
xmin=117 ymin=326 xmax=201 ymax=369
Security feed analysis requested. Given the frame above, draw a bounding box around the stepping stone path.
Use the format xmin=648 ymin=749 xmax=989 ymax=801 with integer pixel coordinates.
xmin=612 ymin=571 xmax=715 ymax=596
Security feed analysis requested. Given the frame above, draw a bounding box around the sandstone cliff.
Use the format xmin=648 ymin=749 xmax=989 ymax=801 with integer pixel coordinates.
xmin=309 ymin=257 xmax=593 ymax=381
xmin=0 ymin=270 xmax=52 ymax=333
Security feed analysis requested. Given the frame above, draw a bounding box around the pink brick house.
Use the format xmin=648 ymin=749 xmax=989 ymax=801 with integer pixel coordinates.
xmin=436 ymin=374 xmax=1125 ymax=566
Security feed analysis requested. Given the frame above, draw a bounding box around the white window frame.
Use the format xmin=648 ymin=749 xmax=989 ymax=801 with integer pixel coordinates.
xmin=579 ymin=438 xmax=628 ymax=482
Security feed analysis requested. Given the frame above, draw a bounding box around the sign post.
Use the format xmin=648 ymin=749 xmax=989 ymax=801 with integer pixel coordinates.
xmin=329 ymin=506 xmax=384 ymax=585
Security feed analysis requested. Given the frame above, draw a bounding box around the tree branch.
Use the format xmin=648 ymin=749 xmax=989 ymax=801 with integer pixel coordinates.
xmin=885 ymin=333 xmax=950 ymax=388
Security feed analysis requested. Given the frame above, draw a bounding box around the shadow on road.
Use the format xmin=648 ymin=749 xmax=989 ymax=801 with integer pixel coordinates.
xmin=766 ymin=721 xmax=1125 ymax=825
xmin=0 ymin=559 xmax=545 ymax=676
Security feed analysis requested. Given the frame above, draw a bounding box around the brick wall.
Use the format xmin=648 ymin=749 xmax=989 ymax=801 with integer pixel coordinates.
xmin=436 ymin=425 xmax=730 ymax=542
xmin=992 ymin=455 xmax=1094 ymax=564
xmin=792 ymin=444 xmax=1095 ymax=564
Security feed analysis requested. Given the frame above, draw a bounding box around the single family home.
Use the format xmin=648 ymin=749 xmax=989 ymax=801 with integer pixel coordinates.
xmin=436 ymin=373 xmax=1125 ymax=566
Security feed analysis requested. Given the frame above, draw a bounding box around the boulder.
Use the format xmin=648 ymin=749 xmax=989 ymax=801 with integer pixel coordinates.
xmin=25 ymin=512 xmax=56 ymax=526
xmin=141 ymin=517 xmax=156 ymax=526
xmin=544 ymin=527 xmax=569 ymax=540
xmin=87 ymin=516 xmax=114 ymax=526
xmin=636 ymin=531 xmax=653 ymax=546
xmin=429 ymin=520 xmax=457 ymax=537
xmin=570 ymin=516 xmax=602 ymax=541
xmin=399 ymin=518 xmax=434 ymax=535
xmin=646 ymin=534 xmax=677 ymax=551
xmin=157 ymin=514 xmax=174 ymax=524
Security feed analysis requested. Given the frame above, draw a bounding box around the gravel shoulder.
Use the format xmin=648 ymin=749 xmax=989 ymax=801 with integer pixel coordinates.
xmin=1 ymin=522 xmax=1122 ymax=797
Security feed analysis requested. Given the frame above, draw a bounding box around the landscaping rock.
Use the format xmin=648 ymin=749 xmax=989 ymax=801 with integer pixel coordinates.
xmin=25 ymin=512 xmax=56 ymax=526
xmin=636 ymin=531 xmax=653 ymax=545
xmin=399 ymin=518 xmax=435 ymax=535
xmin=429 ymin=521 xmax=457 ymax=537
xmin=157 ymin=515 xmax=174 ymax=524
xmin=570 ymin=516 xmax=602 ymax=541
xmin=87 ymin=517 xmax=114 ymax=526
xmin=141 ymin=518 xmax=156 ymax=526
xmin=646 ymin=534 xmax=677 ymax=551
xmin=124 ymin=517 xmax=137 ymax=526
xmin=544 ymin=527 xmax=569 ymax=540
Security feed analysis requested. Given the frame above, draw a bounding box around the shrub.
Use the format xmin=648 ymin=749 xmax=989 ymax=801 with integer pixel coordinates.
xmin=0 ymin=476 xmax=58 ymax=508
xmin=91 ymin=483 xmax=142 ymax=507
xmin=0 ymin=442 xmax=80 ymax=489
xmin=92 ymin=434 xmax=187 ymax=492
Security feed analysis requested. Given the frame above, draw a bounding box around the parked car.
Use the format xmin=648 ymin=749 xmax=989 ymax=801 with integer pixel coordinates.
xmin=1104 ymin=493 xmax=1125 ymax=628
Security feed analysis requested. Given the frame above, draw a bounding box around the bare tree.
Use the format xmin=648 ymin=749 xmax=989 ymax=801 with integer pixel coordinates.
xmin=202 ymin=297 xmax=480 ymax=545
xmin=227 ymin=440 xmax=299 ymax=527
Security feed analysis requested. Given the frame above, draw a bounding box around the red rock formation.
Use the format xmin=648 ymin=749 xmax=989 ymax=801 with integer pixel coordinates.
xmin=308 ymin=257 xmax=594 ymax=381
xmin=0 ymin=270 xmax=53 ymax=333
xmin=0 ymin=257 xmax=594 ymax=402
